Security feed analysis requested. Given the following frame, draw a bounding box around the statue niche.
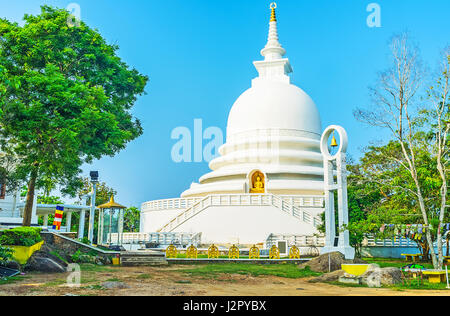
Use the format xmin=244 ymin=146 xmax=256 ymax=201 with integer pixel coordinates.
xmin=250 ymin=171 xmax=265 ymax=194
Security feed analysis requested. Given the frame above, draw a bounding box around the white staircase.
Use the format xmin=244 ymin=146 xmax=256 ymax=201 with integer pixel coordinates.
xmin=156 ymin=194 xmax=323 ymax=233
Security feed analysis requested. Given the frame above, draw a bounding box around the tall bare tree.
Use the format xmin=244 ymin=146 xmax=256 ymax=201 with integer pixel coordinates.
xmin=425 ymin=48 xmax=450 ymax=267
xmin=355 ymin=33 xmax=450 ymax=269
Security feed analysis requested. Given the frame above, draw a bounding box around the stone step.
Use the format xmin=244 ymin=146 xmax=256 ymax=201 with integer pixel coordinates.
xmin=120 ymin=251 xmax=168 ymax=266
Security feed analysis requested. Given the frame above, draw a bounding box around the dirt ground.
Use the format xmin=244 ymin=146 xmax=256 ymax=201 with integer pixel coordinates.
xmin=1 ymin=265 xmax=449 ymax=296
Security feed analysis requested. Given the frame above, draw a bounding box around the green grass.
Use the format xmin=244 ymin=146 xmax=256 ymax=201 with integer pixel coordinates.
xmin=173 ymin=253 xmax=291 ymax=260
xmin=390 ymin=281 xmax=450 ymax=291
xmin=327 ymin=281 xmax=369 ymax=288
xmin=174 ymin=280 xmax=192 ymax=284
xmin=42 ymin=279 xmax=66 ymax=287
xmin=49 ymin=251 xmax=68 ymax=264
xmin=177 ymin=263 xmax=321 ymax=279
xmin=136 ymin=273 xmax=152 ymax=279
xmin=79 ymin=264 xmax=116 ymax=273
xmin=0 ymin=275 xmax=28 ymax=285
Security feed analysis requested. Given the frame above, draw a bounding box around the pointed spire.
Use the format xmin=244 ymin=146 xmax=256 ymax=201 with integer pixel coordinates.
xmin=261 ymin=2 xmax=286 ymax=61
xmin=253 ymin=3 xmax=292 ymax=85
xmin=270 ymin=3 xmax=277 ymax=22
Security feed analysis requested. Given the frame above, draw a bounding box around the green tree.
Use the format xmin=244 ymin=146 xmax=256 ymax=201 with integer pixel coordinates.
xmin=75 ymin=177 xmax=117 ymax=242
xmin=354 ymin=33 xmax=450 ymax=268
xmin=123 ymin=207 xmax=140 ymax=233
xmin=77 ymin=177 xmax=117 ymax=207
xmin=0 ymin=6 xmax=148 ymax=226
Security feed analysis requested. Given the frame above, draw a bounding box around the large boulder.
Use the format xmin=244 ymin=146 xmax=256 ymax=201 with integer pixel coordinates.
xmin=298 ymin=252 xmax=366 ymax=273
xmin=25 ymin=256 xmax=66 ymax=273
xmin=25 ymin=245 xmax=68 ymax=273
xmin=308 ymin=270 xmax=346 ymax=283
xmin=362 ymin=266 xmax=402 ymax=287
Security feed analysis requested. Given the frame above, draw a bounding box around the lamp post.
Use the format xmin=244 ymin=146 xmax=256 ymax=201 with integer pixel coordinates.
xmin=78 ymin=195 xmax=88 ymax=238
xmin=88 ymin=171 xmax=99 ymax=243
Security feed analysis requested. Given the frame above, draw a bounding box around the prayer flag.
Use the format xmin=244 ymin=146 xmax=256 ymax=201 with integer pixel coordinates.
xmin=52 ymin=206 xmax=64 ymax=231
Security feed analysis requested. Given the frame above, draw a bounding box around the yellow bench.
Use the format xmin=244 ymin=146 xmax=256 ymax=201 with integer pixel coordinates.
xmin=422 ymin=270 xmax=447 ymax=284
xmin=401 ymin=254 xmax=422 ymax=262
xmin=444 ymin=256 xmax=450 ymax=264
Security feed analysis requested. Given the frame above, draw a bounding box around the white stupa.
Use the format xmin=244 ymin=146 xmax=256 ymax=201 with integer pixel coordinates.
xmin=181 ymin=4 xmax=323 ymax=198
xmin=141 ymin=4 xmax=325 ymax=245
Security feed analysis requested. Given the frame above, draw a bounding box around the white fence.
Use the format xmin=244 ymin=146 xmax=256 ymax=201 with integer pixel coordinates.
xmin=142 ymin=195 xmax=324 ymax=212
xmin=141 ymin=198 xmax=202 ymax=212
xmin=365 ymin=236 xmax=447 ymax=248
xmin=108 ymin=232 xmax=202 ymax=247
xmin=266 ymin=234 xmax=325 ymax=248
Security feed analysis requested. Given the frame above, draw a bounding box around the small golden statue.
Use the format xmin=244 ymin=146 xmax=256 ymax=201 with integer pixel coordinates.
xmin=228 ymin=245 xmax=240 ymax=259
xmin=208 ymin=244 xmax=219 ymax=259
xmin=186 ymin=245 xmax=198 ymax=259
xmin=249 ymin=245 xmax=260 ymax=259
xmin=165 ymin=244 xmax=177 ymax=259
xmin=250 ymin=172 xmax=265 ymax=194
xmin=289 ymin=245 xmax=301 ymax=259
xmin=269 ymin=245 xmax=280 ymax=259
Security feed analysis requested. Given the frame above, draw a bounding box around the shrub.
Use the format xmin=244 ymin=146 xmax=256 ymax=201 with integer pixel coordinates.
xmin=79 ymin=237 xmax=91 ymax=245
xmin=0 ymin=227 xmax=43 ymax=247
xmin=0 ymin=245 xmax=13 ymax=266
xmin=71 ymin=250 xmax=96 ymax=264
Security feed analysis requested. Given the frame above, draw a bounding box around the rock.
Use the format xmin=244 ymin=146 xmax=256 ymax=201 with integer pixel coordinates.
xmin=40 ymin=245 xmax=71 ymax=264
xmin=298 ymin=252 xmax=366 ymax=273
xmin=308 ymin=270 xmax=346 ymax=283
xmin=362 ymin=267 xmax=402 ymax=287
xmin=107 ymin=245 xmax=126 ymax=252
xmin=101 ymin=281 xmax=130 ymax=289
xmin=24 ymin=244 xmax=69 ymax=273
xmin=25 ymin=257 xmax=66 ymax=273
xmin=4 ymin=261 xmax=21 ymax=271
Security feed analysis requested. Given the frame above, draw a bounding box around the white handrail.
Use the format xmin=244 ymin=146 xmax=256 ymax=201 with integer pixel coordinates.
xmin=157 ymin=194 xmax=323 ymax=233
xmin=142 ymin=195 xmax=324 ymax=212
xmin=141 ymin=197 xmax=203 ymax=212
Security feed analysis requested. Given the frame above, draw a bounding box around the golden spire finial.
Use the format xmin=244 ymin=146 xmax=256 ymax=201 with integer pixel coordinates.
xmin=270 ymin=2 xmax=277 ymax=22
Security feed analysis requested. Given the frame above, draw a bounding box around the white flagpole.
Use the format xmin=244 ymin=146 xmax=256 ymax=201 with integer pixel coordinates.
xmin=446 ymin=265 xmax=449 ymax=289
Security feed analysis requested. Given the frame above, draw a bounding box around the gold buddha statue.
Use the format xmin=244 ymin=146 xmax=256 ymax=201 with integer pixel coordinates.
xmin=251 ymin=174 xmax=265 ymax=194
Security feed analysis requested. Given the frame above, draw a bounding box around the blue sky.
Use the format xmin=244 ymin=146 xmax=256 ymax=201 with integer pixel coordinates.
xmin=1 ymin=0 xmax=449 ymax=207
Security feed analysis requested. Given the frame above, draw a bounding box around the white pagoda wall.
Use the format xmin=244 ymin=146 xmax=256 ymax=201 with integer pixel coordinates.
xmin=141 ymin=205 xmax=323 ymax=245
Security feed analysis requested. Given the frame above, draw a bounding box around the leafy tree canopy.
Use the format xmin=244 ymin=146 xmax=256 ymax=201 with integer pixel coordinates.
xmin=0 ymin=6 xmax=148 ymax=225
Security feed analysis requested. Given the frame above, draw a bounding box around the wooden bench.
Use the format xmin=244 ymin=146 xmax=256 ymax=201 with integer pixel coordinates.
xmin=401 ymin=254 xmax=422 ymax=262
xmin=422 ymin=270 xmax=447 ymax=284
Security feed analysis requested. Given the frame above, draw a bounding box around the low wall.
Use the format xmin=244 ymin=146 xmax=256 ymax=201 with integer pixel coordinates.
xmin=362 ymin=246 xmax=449 ymax=259
xmin=166 ymin=258 xmax=310 ymax=265
xmin=41 ymin=232 xmax=119 ymax=262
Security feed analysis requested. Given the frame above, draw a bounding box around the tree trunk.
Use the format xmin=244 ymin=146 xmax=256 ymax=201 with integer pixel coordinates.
xmin=447 ymin=237 xmax=449 ymax=257
xmin=22 ymin=167 xmax=38 ymax=227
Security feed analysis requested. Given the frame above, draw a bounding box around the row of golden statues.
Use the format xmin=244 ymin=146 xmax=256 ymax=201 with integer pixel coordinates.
xmin=165 ymin=244 xmax=301 ymax=260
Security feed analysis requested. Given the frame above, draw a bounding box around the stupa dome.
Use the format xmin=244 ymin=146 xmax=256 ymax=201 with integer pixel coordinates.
xmin=227 ymin=80 xmax=321 ymax=138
